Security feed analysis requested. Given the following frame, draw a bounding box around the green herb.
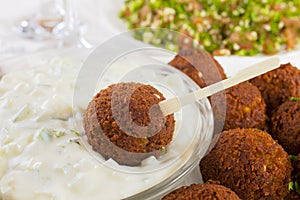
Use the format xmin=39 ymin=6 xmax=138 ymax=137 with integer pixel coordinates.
xmin=289 ymin=155 xmax=298 ymax=162
xmin=37 ymin=129 xmax=66 ymax=142
xmin=288 ymin=181 xmax=300 ymax=195
xmin=289 ymin=181 xmax=294 ymax=191
xmin=291 ymin=97 xmax=300 ymax=101
xmin=120 ymin=0 xmax=300 ymax=56
xmin=161 ymin=146 xmax=167 ymax=155
xmin=51 ymin=116 xmax=70 ymax=121
xmin=54 ymin=131 xmax=66 ymax=138
xmin=69 ymin=138 xmax=81 ymax=145
xmin=70 ymin=129 xmax=81 ymax=136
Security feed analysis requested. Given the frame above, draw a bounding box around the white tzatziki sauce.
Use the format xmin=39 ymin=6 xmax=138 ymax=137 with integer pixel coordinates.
xmin=0 ymin=57 xmax=202 ymax=200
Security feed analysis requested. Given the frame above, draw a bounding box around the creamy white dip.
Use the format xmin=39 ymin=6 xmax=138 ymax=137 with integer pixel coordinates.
xmin=0 ymin=57 xmax=207 ymax=200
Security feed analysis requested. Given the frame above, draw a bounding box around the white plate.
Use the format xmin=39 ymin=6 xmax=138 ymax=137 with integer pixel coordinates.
xmin=0 ymin=36 xmax=299 ymax=200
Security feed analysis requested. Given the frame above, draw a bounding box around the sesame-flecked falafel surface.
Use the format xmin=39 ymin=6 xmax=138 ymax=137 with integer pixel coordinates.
xmin=84 ymin=82 xmax=175 ymax=166
xmin=250 ymin=63 xmax=300 ymax=116
xmin=270 ymin=100 xmax=300 ymax=155
xmin=200 ymin=128 xmax=292 ymax=200
xmin=221 ymin=82 xmax=267 ymax=131
xmin=162 ymin=183 xmax=240 ymax=200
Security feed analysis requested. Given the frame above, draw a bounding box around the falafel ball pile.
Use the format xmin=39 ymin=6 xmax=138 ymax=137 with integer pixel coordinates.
xmin=200 ymin=128 xmax=292 ymax=200
xmin=250 ymin=63 xmax=300 ymax=116
xmin=84 ymin=82 xmax=175 ymax=166
xmin=219 ymin=82 xmax=267 ymax=131
xmin=162 ymin=183 xmax=240 ymax=200
xmin=270 ymin=99 xmax=300 ymax=155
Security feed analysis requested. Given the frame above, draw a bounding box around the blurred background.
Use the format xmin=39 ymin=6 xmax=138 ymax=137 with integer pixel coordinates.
xmin=0 ymin=0 xmax=299 ymax=67
xmin=0 ymin=0 xmax=125 ymax=60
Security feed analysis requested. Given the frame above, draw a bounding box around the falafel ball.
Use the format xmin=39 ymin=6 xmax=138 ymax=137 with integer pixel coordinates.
xmin=250 ymin=63 xmax=300 ymax=116
xmin=221 ymin=82 xmax=267 ymax=131
xmin=200 ymin=128 xmax=292 ymax=200
xmin=168 ymin=48 xmax=226 ymax=88
xmin=162 ymin=183 xmax=240 ymax=200
xmin=169 ymin=48 xmax=227 ymax=134
xmin=270 ymin=99 xmax=300 ymax=155
xmin=84 ymin=82 xmax=175 ymax=166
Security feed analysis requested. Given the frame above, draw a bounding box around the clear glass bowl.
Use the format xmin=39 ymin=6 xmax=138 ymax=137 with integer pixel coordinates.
xmin=74 ymin=45 xmax=214 ymax=199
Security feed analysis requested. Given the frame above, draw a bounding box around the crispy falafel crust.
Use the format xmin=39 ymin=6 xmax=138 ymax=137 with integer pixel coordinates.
xmin=200 ymin=128 xmax=292 ymax=200
xmin=162 ymin=183 xmax=240 ymax=200
xmin=168 ymin=49 xmax=226 ymax=88
xmin=222 ymin=82 xmax=267 ymax=131
xmin=168 ymin=48 xmax=227 ymax=134
xmin=270 ymin=100 xmax=300 ymax=155
xmin=250 ymin=63 xmax=300 ymax=116
xmin=84 ymin=82 xmax=175 ymax=166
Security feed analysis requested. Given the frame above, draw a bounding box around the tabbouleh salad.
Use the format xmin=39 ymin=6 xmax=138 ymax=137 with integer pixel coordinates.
xmin=120 ymin=0 xmax=300 ymax=56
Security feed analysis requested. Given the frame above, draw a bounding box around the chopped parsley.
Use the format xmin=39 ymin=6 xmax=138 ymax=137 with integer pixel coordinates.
xmin=120 ymin=0 xmax=300 ymax=56
xmin=291 ymin=97 xmax=300 ymax=101
xmin=54 ymin=131 xmax=66 ymax=138
xmin=70 ymin=129 xmax=81 ymax=136
xmin=289 ymin=181 xmax=300 ymax=195
xmin=289 ymin=155 xmax=298 ymax=162
xmin=161 ymin=146 xmax=167 ymax=155
xmin=69 ymin=138 xmax=81 ymax=145
xmin=289 ymin=181 xmax=295 ymax=191
xmin=37 ymin=129 xmax=80 ymax=142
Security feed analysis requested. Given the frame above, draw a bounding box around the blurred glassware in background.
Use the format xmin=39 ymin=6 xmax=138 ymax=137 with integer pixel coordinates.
xmin=15 ymin=0 xmax=93 ymax=48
